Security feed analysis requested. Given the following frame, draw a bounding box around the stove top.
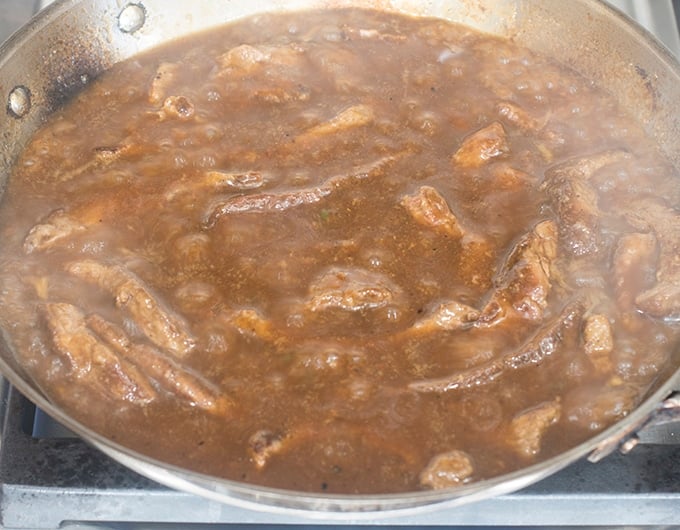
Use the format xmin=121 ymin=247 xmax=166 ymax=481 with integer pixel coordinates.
xmin=1 ymin=1 xmax=680 ymax=528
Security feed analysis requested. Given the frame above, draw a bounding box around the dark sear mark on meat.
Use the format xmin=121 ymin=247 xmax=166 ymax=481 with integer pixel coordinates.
xmin=202 ymin=153 xmax=404 ymax=228
xmin=0 ymin=8 xmax=678 ymax=494
xmin=541 ymin=150 xmax=630 ymax=257
xmin=409 ymin=299 xmax=586 ymax=393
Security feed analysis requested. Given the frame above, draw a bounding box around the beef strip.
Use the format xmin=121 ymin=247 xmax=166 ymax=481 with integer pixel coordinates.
xmin=508 ymin=399 xmax=562 ymax=458
xmin=495 ymin=101 xmax=542 ymax=132
xmin=582 ymin=314 xmax=614 ymax=375
xmin=23 ymin=209 xmax=87 ymax=254
xmin=400 ymin=185 xmax=464 ymax=239
xmin=612 ymin=232 xmax=658 ymax=310
xmin=409 ymin=299 xmax=585 ymax=393
xmin=298 ymin=104 xmax=375 ymax=140
xmin=625 ymin=199 xmax=680 ymax=319
xmin=86 ymin=314 xmax=230 ymax=415
xmin=398 ymin=300 xmax=479 ymax=339
xmin=306 ymin=266 xmax=404 ymax=313
xmin=54 ymin=142 xmax=139 ymax=183
xmin=216 ymin=43 xmax=304 ymax=75
xmin=156 ymin=95 xmax=195 ymax=121
xmin=44 ymin=303 xmax=156 ymax=404
xmin=229 ymin=308 xmax=279 ymax=342
xmin=248 ymin=429 xmax=288 ymax=469
xmin=203 ymin=153 xmax=401 ymax=228
xmin=452 ymin=121 xmax=509 ymax=169
xmin=148 ymin=62 xmax=181 ymax=105
xmin=163 ymin=170 xmax=267 ymax=202
xmin=478 ymin=219 xmax=558 ymax=325
xmin=541 ymin=149 xmax=630 ymax=257
xmin=66 ymin=260 xmax=196 ymax=357
xmin=419 ymin=449 xmax=474 ymax=489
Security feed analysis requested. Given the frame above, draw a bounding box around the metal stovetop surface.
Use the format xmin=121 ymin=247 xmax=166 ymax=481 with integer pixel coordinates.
xmin=1 ymin=1 xmax=680 ymax=529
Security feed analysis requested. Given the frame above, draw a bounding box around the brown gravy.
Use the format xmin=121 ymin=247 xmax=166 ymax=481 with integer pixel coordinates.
xmin=1 ymin=8 xmax=679 ymax=493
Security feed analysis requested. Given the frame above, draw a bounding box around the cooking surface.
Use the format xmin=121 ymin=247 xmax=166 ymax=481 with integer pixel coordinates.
xmin=0 ymin=1 xmax=679 ymax=528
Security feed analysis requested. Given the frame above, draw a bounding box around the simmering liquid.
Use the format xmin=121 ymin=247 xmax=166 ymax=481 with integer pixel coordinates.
xmin=0 ymin=8 xmax=679 ymax=493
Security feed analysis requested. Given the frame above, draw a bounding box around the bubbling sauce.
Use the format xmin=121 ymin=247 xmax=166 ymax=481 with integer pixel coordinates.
xmin=0 ymin=8 xmax=679 ymax=493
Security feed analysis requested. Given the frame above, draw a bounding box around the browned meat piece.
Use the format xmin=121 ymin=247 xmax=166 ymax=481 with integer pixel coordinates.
xmin=248 ymin=429 xmax=287 ymax=469
xmin=215 ymin=44 xmax=310 ymax=103
xmin=419 ymin=450 xmax=474 ymax=489
xmin=541 ymin=149 xmax=630 ymax=257
xmin=217 ymin=43 xmax=304 ymax=75
xmin=299 ymin=104 xmax=374 ymax=139
xmin=496 ymin=101 xmax=541 ymax=132
xmin=157 ymin=95 xmax=195 ymax=121
xmin=400 ymin=186 xmax=464 ymax=238
xmin=452 ymin=122 xmax=509 ymax=169
xmin=204 ymin=187 xmax=332 ymax=226
xmin=583 ymin=314 xmax=614 ymax=374
xmin=612 ymin=232 xmax=658 ymax=310
xmin=625 ymin=199 xmax=680 ymax=319
xmin=87 ymin=314 xmax=230 ymax=415
xmin=508 ymin=399 xmax=561 ymax=458
xmin=218 ymin=44 xmax=269 ymax=73
xmin=478 ymin=220 xmax=558 ymax=325
xmin=252 ymin=85 xmax=311 ymax=104
xmin=399 ymin=300 xmax=479 ymax=339
xmin=410 ymin=299 xmax=585 ymax=393
xmin=66 ymin=260 xmax=196 ymax=358
xmin=307 ymin=267 xmax=404 ymax=313
xmin=23 ymin=209 xmax=87 ymax=254
xmin=148 ymin=62 xmax=180 ymax=105
xmin=55 ymin=142 xmax=138 ymax=183
xmin=203 ymin=154 xmax=402 ymax=228
xmin=229 ymin=308 xmax=279 ymax=342
xmin=635 ymin=284 xmax=680 ymax=320
xmin=504 ymin=298 xmax=584 ymax=369
xmin=44 ymin=303 xmax=156 ymax=404
xmin=165 ymin=171 xmax=266 ymax=201
xmin=204 ymin=170 xmax=265 ymax=190
xmin=341 ymin=25 xmax=408 ymax=42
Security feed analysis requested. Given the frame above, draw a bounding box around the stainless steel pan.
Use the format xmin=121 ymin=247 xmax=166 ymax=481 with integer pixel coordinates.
xmin=0 ymin=0 xmax=679 ymax=516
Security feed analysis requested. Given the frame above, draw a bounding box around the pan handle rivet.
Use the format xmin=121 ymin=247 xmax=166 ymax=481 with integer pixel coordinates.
xmin=7 ymin=86 xmax=31 ymax=119
xmin=118 ymin=3 xmax=146 ymax=34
